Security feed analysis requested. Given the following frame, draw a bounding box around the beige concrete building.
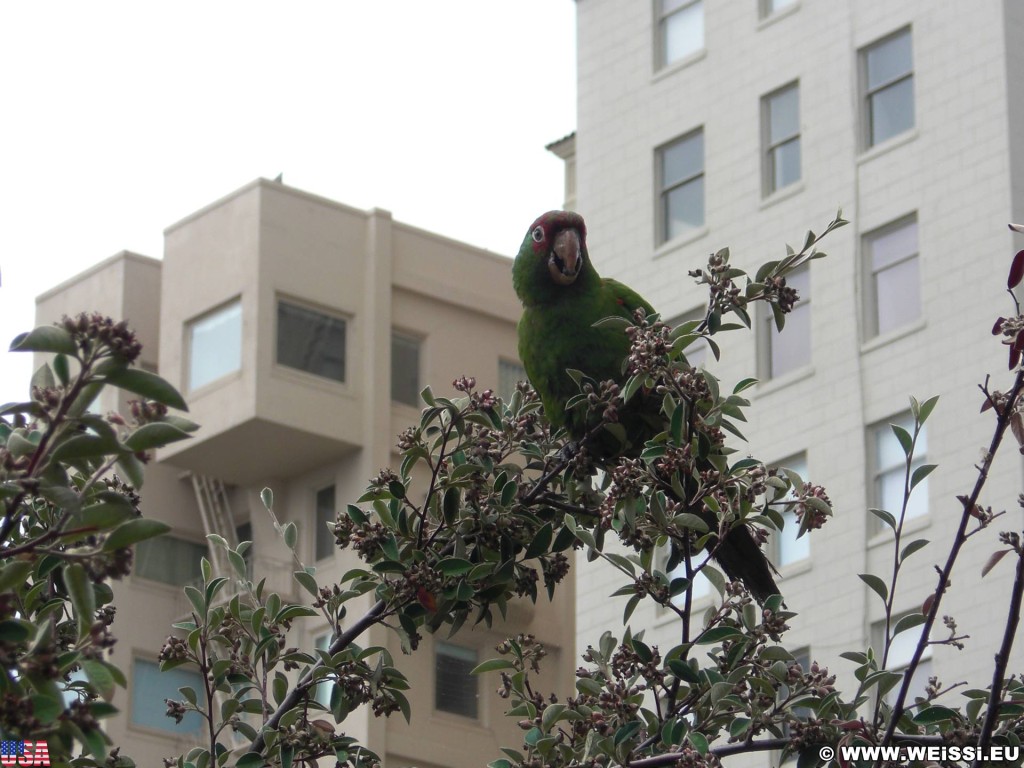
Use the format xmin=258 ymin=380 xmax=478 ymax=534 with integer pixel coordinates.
xmin=35 ymin=179 xmax=574 ymax=767
xmin=567 ymin=0 xmax=1024 ymax=752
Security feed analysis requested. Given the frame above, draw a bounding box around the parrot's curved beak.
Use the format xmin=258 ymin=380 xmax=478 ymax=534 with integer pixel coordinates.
xmin=548 ymin=227 xmax=582 ymax=286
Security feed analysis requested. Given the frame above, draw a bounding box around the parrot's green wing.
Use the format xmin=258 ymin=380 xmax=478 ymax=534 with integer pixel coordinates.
xmin=600 ymin=278 xmax=657 ymax=319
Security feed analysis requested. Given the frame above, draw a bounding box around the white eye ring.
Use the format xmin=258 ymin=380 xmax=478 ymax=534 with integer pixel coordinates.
xmin=531 ymin=226 xmax=544 ymax=243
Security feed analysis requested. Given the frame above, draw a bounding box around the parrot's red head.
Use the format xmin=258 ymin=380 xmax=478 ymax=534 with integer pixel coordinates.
xmin=513 ymin=210 xmax=593 ymax=306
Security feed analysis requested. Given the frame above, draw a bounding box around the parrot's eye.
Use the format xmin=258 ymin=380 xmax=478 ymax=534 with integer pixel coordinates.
xmin=531 ymin=226 xmax=545 ymax=243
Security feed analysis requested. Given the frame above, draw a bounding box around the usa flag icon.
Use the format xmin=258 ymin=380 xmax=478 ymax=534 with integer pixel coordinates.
xmin=0 ymin=741 xmax=49 ymax=766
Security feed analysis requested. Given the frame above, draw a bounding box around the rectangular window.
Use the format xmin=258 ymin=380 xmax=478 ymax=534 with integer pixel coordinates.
xmin=314 ymin=633 xmax=333 ymax=708
xmin=135 ymin=536 xmax=206 ymax=587
xmin=188 ymin=299 xmax=242 ymax=391
xmin=864 ymin=216 xmax=920 ymax=338
xmin=276 ymin=300 xmax=346 ymax=382
xmin=761 ymin=0 xmax=798 ymax=18
xmin=658 ymin=130 xmax=705 ymax=243
xmin=131 ymin=657 xmax=204 ymax=735
xmin=872 ymin=617 xmax=932 ymax=706
xmin=761 ymin=266 xmax=810 ymax=378
xmin=870 ymin=413 xmax=928 ymax=526
xmin=658 ymin=0 xmax=704 ymax=68
xmin=391 ymin=332 xmax=422 ymax=406
xmin=315 ymin=486 xmax=336 ymax=561
xmin=862 ymin=28 xmax=914 ymax=148
xmin=772 ymin=454 xmax=810 ymax=567
xmin=763 ymin=83 xmax=801 ymax=194
xmin=498 ymin=359 xmax=528 ymax=401
xmin=435 ymin=641 xmax=478 ymax=718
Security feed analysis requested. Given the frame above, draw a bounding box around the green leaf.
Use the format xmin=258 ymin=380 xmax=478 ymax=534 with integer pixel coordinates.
xmin=116 ymin=453 xmax=145 ymax=489
xmin=912 ymin=705 xmax=959 ymax=724
xmin=10 ymin=325 xmax=76 ymax=355
xmin=82 ymin=659 xmax=116 ymax=701
xmin=260 ymin=487 xmax=274 ymax=510
xmin=910 ymin=463 xmax=937 ymax=490
xmin=64 ymin=562 xmax=95 ymax=640
xmin=869 ymin=507 xmax=896 ymax=531
xmin=235 ymin=753 xmax=266 ymax=768
xmin=892 ymin=612 xmax=926 ymax=637
xmin=859 ymin=573 xmax=888 ymax=602
xmin=283 ymin=522 xmax=298 ymax=550
xmin=51 ymin=432 xmax=120 ymax=462
xmin=52 ymin=353 xmax=70 ymax=385
xmin=917 ymin=395 xmax=939 ymax=424
xmin=103 ymin=518 xmax=171 ymax=551
xmin=294 ymin=570 xmax=319 ymax=597
xmin=696 ymin=626 xmax=744 ymax=644
xmin=123 ymin=422 xmax=193 ymax=451
xmin=104 ymin=367 xmax=188 ymax=411
xmin=437 ymin=557 xmax=474 ymax=576
xmin=471 ymin=659 xmax=516 ymax=675
xmin=891 ymin=424 xmax=914 ymax=458
xmin=900 ymin=538 xmax=930 ymax=563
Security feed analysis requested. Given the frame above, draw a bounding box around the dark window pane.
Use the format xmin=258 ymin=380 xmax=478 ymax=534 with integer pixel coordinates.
xmin=131 ymin=658 xmax=204 ymax=734
xmin=771 ymin=138 xmax=801 ymax=191
xmin=135 ymin=537 xmax=206 ymax=587
xmin=277 ymin=302 xmax=346 ymax=382
xmin=875 ymin=257 xmax=920 ymax=335
xmin=435 ymin=642 xmax=478 ymax=718
xmin=662 ymin=133 xmax=703 ymax=187
xmin=870 ymin=220 xmax=917 ymax=271
xmin=391 ymin=333 xmax=421 ymax=406
xmin=662 ymin=0 xmax=703 ymax=65
xmin=870 ymin=77 xmax=914 ymax=145
xmin=769 ymin=300 xmax=810 ymax=377
xmin=499 ymin=359 xmax=527 ymax=401
xmin=189 ymin=301 xmax=242 ymax=390
xmin=768 ymin=87 xmax=799 ymax=143
xmin=665 ymin=176 xmax=705 ymax=240
xmin=866 ymin=32 xmax=912 ymax=90
xmin=315 ymin=486 xmax=336 ymax=561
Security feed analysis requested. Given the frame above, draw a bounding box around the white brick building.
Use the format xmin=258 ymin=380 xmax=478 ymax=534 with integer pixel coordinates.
xmin=569 ymin=0 xmax=1024 ymax=736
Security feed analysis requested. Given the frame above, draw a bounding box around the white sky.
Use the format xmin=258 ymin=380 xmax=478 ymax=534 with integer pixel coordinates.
xmin=0 ymin=2 xmax=576 ymax=405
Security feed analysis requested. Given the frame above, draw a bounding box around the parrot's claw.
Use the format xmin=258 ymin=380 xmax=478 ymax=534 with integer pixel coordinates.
xmin=556 ymin=441 xmax=580 ymax=464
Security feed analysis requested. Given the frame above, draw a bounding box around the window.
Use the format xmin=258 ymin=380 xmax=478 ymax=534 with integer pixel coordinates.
xmin=188 ymin=299 xmax=242 ymax=391
xmin=315 ymin=486 xmax=336 ymax=561
xmin=761 ymin=266 xmax=810 ymax=378
xmin=314 ymin=633 xmax=334 ymax=708
xmin=435 ymin=641 xmax=478 ymax=718
xmin=761 ymin=0 xmax=797 ymax=18
xmin=135 ymin=536 xmax=206 ymax=587
xmin=763 ymin=83 xmax=801 ymax=194
xmin=872 ymin=617 xmax=932 ymax=706
xmin=499 ymin=359 xmax=528 ymax=401
xmin=131 ymin=657 xmax=204 ymax=735
xmin=662 ymin=546 xmax=712 ymax=605
xmin=658 ymin=130 xmax=705 ymax=243
xmin=871 ymin=413 xmax=928 ymax=525
xmin=276 ymin=300 xmax=346 ymax=382
xmin=864 ymin=216 xmax=920 ymax=338
xmin=391 ymin=332 xmax=422 ymax=406
xmin=658 ymin=0 xmax=704 ymax=68
xmin=772 ymin=454 xmax=809 ymax=567
xmin=862 ymin=28 xmax=914 ymax=148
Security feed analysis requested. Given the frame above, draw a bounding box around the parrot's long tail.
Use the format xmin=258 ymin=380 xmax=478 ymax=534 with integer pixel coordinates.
xmin=711 ymin=523 xmax=781 ymax=605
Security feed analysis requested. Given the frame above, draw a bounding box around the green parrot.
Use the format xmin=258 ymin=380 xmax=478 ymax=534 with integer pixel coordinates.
xmin=513 ymin=210 xmax=780 ymax=604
